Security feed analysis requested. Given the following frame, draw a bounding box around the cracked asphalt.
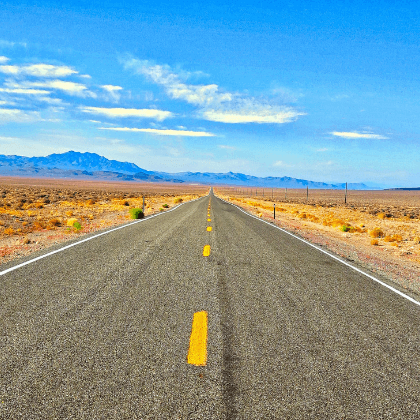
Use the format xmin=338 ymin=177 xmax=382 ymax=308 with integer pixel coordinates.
xmin=1 ymin=190 xmax=419 ymax=419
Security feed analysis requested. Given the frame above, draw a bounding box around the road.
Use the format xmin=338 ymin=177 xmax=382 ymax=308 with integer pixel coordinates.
xmin=1 ymin=190 xmax=419 ymax=419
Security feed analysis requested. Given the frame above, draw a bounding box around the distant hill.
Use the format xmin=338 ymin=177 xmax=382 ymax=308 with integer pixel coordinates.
xmin=0 ymin=151 xmax=372 ymax=189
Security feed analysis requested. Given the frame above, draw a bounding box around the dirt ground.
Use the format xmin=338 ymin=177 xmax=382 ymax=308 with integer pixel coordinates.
xmin=215 ymin=187 xmax=420 ymax=297
xmin=0 ymin=177 xmax=208 ymax=264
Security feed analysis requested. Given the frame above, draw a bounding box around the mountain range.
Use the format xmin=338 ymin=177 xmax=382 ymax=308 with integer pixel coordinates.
xmin=0 ymin=151 xmax=373 ymax=189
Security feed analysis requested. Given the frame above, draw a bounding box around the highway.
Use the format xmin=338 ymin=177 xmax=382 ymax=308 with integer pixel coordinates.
xmin=1 ymin=190 xmax=419 ymax=419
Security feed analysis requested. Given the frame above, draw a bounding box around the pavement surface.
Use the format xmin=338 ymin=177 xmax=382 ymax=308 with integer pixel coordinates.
xmin=1 ymin=190 xmax=420 ymax=419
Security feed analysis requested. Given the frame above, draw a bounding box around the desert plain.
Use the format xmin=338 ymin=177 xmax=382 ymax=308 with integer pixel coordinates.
xmin=0 ymin=177 xmax=208 ymax=264
xmin=215 ymin=186 xmax=420 ymax=297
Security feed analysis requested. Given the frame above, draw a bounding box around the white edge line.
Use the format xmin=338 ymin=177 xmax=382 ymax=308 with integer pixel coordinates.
xmin=0 ymin=193 xmax=208 ymax=276
xmin=215 ymin=193 xmax=420 ymax=308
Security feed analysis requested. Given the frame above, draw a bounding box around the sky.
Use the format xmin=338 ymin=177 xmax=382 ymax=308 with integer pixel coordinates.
xmin=0 ymin=0 xmax=419 ymax=187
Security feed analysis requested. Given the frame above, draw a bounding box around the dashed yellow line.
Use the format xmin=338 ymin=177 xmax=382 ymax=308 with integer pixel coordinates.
xmin=207 ymin=226 xmax=212 ymax=231
xmin=207 ymin=218 xmax=211 ymax=222
xmin=203 ymin=245 xmax=211 ymax=256
xmin=187 ymin=311 xmax=208 ymax=366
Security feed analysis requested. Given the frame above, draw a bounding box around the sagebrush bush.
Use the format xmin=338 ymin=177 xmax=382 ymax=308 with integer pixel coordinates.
xmin=369 ymin=227 xmax=384 ymax=238
xmin=371 ymin=239 xmax=379 ymax=246
xmin=174 ymin=198 xmax=183 ymax=203
xmin=162 ymin=204 xmax=169 ymax=208
xmin=129 ymin=208 xmax=144 ymax=219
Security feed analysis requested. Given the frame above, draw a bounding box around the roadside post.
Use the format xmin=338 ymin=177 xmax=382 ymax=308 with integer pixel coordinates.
xmin=345 ymin=182 xmax=348 ymax=204
xmin=142 ymin=196 xmax=145 ymax=214
xmin=274 ymin=203 xmax=276 ymax=220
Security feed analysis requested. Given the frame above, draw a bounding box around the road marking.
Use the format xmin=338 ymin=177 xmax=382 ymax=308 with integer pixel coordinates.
xmin=203 ymin=245 xmax=211 ymax=256
xmin=0 ymin=195 xmax=207 ymax=277
xmin=215 ymin=194 xmax=420 ymax=308
xmin=207 ymin=218 xmax=211 ymax=222
xmin=207 ymin=227 xmax=212 ymax=231
xmin=187 ymin=311 xmax=208 ymax=366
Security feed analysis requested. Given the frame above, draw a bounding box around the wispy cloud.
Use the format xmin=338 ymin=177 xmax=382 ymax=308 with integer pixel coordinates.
xmin=0 ymin=108 xmax=40 ymax=124
xmin=0 ymin=87 xmax=51 ymax=95
xmin=0 ymin=56 xmax=9 ymax=64
xmin=0 ymin=40 xmax=27 ymax=48
xmin=316 ymin=147 xmax=328 ymax=152
xmin=123 ymin=58 xmax=305 ymax=125
xmin=80 ymin=106 xmax=172 ymax=121
xmin=202 ymin=108 xmax=303 ymax=124
xmin=99 ymin=126 xmax=215 ymax=137
xmin=5 ymin=79 xmax=95 ymax=97
xmin=100 ymin=85 xmax=123 ymax=102
xmin=218 ymin=145 xmax=236 ymax=150
xmin=273 ymin=160 xmax=294 ymax=167
xmin=330 ymin=131 xmax=388 ymax=140
xmin=0 ymin=64 xmax=78 ymax=78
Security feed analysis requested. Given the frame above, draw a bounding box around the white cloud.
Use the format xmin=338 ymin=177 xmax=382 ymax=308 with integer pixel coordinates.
xmin=330 ymin=131 xmax=388 ymax=140
xmin=79 ymin=74 xmax=92 ymax=79
xmin=273 ymin=160 xmax=294 ymax=167
xmin=316 ymin=147 xmax=328 ymax=152
xmin=202 ymin=108 xmax=303 ymax=124
xmin=0 ymin=87 xmax=51 ymax=95
xmin=0 ymin=56 xmax=9 ymax=64
xmin=99 ymin=126 xmax=215 ymax=137
xmin=0 ymin=64 xmax=78 ymax=78
xmin=124 ymin=58 xmax=305 ymax=125
xmin=80 ymin=106 xmax=172 ymax=121
xmin=0 ymin=108 xmax=40 ymax=124
xmin=5 ymin=79 xmax=95 ymax=98
xmin=101 ymin=85 xmax=123 ymax=102
xmin=218 ymin=145 xmax=236 ymax=150
xmin=0 ymin=40 xmax=27 ymax=48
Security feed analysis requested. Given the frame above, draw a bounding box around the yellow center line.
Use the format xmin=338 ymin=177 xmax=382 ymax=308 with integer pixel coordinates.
xmin=207 ymin=226 xmax=212 ymax=231
xmin=207 ymin=218 xmax=211 ymax=222
xmin=187 ymin=311 xmax=208 ymax=366
xmin=203 ymin=245 xmax=211 ymax=256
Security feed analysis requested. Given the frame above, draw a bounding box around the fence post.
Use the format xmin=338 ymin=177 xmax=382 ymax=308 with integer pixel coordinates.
xmin=345 ymin=182 xmax=347 ymax=204
xmin=143 ymin=196 xmax=145 ymax=214
xmin=285 ymin=188 xmax=287 ymax=200
xmin=274 ymin=203 xmax=276 ymax=219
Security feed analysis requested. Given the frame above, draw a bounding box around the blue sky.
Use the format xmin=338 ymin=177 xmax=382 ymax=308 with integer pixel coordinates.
xmin=0 ymin=0 xmax=419 ymax=187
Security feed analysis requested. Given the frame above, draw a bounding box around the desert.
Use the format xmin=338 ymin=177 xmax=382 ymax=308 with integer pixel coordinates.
xmin=0 ymin=177 xmax=208 ymax=265
xmin=215 ymin=187 xmax=420 ymax=297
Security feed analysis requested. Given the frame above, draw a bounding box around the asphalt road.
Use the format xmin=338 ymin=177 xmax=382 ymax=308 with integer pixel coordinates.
xmin=1 ymin=190 xmax=419 ymax=419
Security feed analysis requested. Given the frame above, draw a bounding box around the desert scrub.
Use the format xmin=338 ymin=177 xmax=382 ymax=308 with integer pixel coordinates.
xmin=370 ymin=239 xmax=379 ymax=246
xmin=67 ymin=217 xmax=78 ymax=227
xmin=162 ymin=204 xmax=169 ymax=208
xmin=129 ymin=208 xmax=144 ymax=219
xmin=369 ymin=227 xmax=384 ymax=238
xmin=174 ymin=197 xmax=183 ymax=203
xmin=341 ymin=225 xmax=352 ymax=232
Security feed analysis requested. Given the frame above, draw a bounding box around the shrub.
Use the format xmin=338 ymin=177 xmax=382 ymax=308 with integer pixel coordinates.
xmin=384 ymin=234 xmax=403 ymax=242
xmin=4 ymin=227 xmax=15 ymax=235
xmin=129 ymin=208 xmax=144 ymax=219
xmin=73 ymin=222 xmax=82 ymax=231
xmin=49 ymin=218 xmax=61 ymax=227
xmin=377 ymin=213 xmax=385 ymax=219
xmin=371 ymin=239 xmax=379 ymax=246
xmin=341 ymin=225 xmax=351 ymax=232
xmin=67 ymin=217 xmax=78 ymax=227
xmin=369 ymin=227 xmax=384 ymax=238
xmin=162 ymin=204 xmax=169 ymax=208
xmin=174 ymin=197 xmax=183 ymax=203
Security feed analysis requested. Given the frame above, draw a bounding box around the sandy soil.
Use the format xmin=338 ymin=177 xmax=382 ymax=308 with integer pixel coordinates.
xmin=215 ymin=187 xmax=420 ymax=298
xmin=0 ymin=177 xmax=208 ymax=265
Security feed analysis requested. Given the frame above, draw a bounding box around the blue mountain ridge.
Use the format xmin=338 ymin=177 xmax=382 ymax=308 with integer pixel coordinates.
xmin=0 ymin=151 xmax=373 ymax=189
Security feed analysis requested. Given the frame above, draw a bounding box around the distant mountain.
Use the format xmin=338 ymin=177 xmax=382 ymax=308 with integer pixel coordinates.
xmin=0 ymin=150 xmax=148 ymax=175
xmin=0 ymin=151 xmax=182 ymax=183
xmin=154 ymin=171 xmax=370 ymax=190
xmin=0 ymin=151 xmax=373 ymax=189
